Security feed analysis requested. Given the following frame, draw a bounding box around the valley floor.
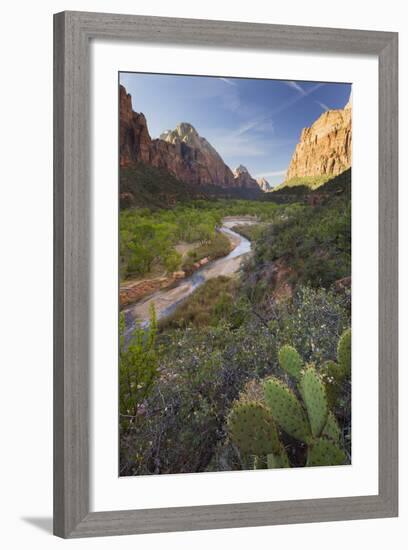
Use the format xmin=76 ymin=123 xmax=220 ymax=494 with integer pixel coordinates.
xmin=119 ymin=172 xmax=352 ymax=476
xmin=123 ymin=217 xmax=253 ymax=329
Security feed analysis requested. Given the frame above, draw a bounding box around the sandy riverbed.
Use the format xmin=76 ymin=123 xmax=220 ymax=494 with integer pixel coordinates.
xmin=124 ymin=217 xmax=256 ymax=332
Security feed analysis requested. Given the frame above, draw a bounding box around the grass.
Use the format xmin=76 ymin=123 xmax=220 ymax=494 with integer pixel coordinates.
xmin=181 ymin=232 xmax=231 ymax=272
xmin=159 ymin=276 xmax=238 ymax=330
xmin=273 ymin=174 xmax=335 ymax=192
xmin=230 ymin=224 xmax=266 ymax=242
xmin=262 ymin=168 xmax=351 ymax=204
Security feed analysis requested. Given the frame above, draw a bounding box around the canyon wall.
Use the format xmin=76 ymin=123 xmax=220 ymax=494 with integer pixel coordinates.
xmin=285 ymin=97 xmax=352 ymax=181
xmin=120 ymin=85 xmax=258 ymax=189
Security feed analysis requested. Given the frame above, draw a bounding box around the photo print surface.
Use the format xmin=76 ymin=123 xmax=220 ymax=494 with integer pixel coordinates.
xmin=119 ymin=72 xmax=352 ymax=476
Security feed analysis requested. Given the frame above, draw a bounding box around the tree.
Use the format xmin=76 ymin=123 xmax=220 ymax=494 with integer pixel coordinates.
xmin=119 ymin=305 xmax=158 ymax=430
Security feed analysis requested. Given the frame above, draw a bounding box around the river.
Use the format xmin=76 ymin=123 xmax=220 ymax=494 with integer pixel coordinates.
xmin=123 ymin=217 xmax=255 ymax=337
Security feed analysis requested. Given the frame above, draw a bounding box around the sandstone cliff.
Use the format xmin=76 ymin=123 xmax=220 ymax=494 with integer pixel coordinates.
xmin=257 ymin=177 xmax=272 ymax=192
xmin=120 ymin=85 xmax=248 ymax=188
xmin=285 ymin=96 xmax=352 ymax=182
xmin=160 ymin=124 xmax=236 ymax=187
xmin=233 ymin=165 xmax=259 ymax=189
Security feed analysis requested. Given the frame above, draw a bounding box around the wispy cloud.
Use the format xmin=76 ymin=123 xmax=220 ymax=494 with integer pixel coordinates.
xmin=211 ymin=134 xmax=270 ymax=158
xmin=254 ymin=169 xmax=287 ymax=178
xmin=227 ymin=81 xmax=324 ymax=142
xmin=219 ymin=77 xmax=237 ymax=86
xmin=210 ymin=130 xmax=294 ymax=161
xmin=271 ymin=83 xmax=325 ymax=116
xmin=283 ymin=81 xmax=306 ymax=95
xmin=315 ymin=100 xmax=330 ymax=111
xmin=234 ymin=116 xmax=274 ymax=137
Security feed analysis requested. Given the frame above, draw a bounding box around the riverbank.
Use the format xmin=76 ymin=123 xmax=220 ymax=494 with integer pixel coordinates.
xmin=120 ymin=225 xmax=241 ymax=309
xmin=119 ymin=186 xmax=352 ymax=476
xmin=123 ymin=219 xmax=253 ymax=329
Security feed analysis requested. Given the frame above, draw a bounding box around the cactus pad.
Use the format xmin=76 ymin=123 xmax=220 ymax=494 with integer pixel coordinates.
xmin=263 ymin=378 xmax=311 ymax=443
xmin=278 ymin=345 xmax=303 ymax=380
xmin=300 ymin=366 xmax=328 ymax=437
xmin=307 ymin=437 xmax=347 ymax=467
xmin=320 ymin=359 xmax=344 ymax=408
xmin=337 ymin=328 xmax=351 ymax=375
xmin=227 ymin=402 xmax=280 ymax=456
xmin=267 ymin=447 xmax=290 ymax=469
xmin=322 ymin=411 xmax=341 ymax=443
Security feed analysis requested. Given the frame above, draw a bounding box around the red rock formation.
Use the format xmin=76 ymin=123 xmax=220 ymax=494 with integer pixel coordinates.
xmin=257 ymin=177 xmax=272 ymax=192
xmin=285 ymin=96 xmax=352 ymax=181
xmin=120 ymin=85 xmax=252 ymax=188
xmin=233 ymin=165 xmax=259 ymax=189
xmin=160 ymin=123 xmax=237 ymax=187
xmin=120 ymin=86 xmax=152 ymax=166
xmin=120 ymin=275 xmax=179 ymax=308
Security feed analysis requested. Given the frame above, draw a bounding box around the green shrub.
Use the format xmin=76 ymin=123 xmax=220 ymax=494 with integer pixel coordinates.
xmin=182 ymin=232 xmax=231 ymax=271
xmin=230 ymin=224 xmax=266 ymax=241
xmin=269 ymin=286 xmax=350 ymax=365
xmin=119 ymin=306 xmax=158 ymax=430
xmin=244 ymin=188 xmax=351 ymax=292
xmin=160 ymin=276 xmax=247 ymax=330
xmin=119 ymin=320 xmax=278 ymax=475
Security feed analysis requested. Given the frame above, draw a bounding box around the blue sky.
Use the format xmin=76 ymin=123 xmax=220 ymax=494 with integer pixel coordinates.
xmin=120 ymin=72 xmax=351 ymax=187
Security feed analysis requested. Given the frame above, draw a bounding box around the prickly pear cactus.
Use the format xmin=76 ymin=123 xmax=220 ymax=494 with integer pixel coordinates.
xmin=267 ymin=448 xmax=290 ymax=469
xmin=278 ymin=345 xmax=303 ymax=380
xmin=320 ymin=359 xmax=344 ymax=408
xmin=322 ymin=411 xmax=341 ymax=443
xmin=337 ymin=328 xmax=351 ymax=375
xmin=227 ymin=329 xmax=351 ymax=469
xmin=263 ymin=378 xmax=311 ymax=443
xmin=299 ymin=366 xmax=328 ymax=438
xmin=227 ymin=402 xmax=281 ymax=456
xmin=307 ymin=437 xmax=347 ymax=467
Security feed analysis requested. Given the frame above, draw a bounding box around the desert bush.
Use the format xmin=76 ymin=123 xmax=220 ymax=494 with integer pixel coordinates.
xmin=246 ymin=195 xmax=351 ymax=291
xmin=120 ymin=319 xmax=278 ymax=475
xmin=119 ymin=307 xmax=159 ymax=431
xmin=269 ymin=285 xmax=350 ymax=365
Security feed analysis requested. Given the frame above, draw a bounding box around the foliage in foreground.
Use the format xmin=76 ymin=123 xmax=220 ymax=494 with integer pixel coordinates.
xmin=119 ymin=171 xmax=352 ymax=475
xmin=119 ymin=306 xmax=158 ymax=431
xmin=119 ymin=286 xmax=351 ymax=475
xmin=228 ymin=329 xmax=351 ymax=469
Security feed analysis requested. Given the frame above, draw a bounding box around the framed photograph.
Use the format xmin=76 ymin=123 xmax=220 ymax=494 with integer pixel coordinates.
xmin=54 ymin=11 xmax=398 ymax=538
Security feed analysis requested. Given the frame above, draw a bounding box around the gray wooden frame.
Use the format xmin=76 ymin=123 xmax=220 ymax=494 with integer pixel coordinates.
xmin=53 ymin=10 xmax=398 ymax=538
